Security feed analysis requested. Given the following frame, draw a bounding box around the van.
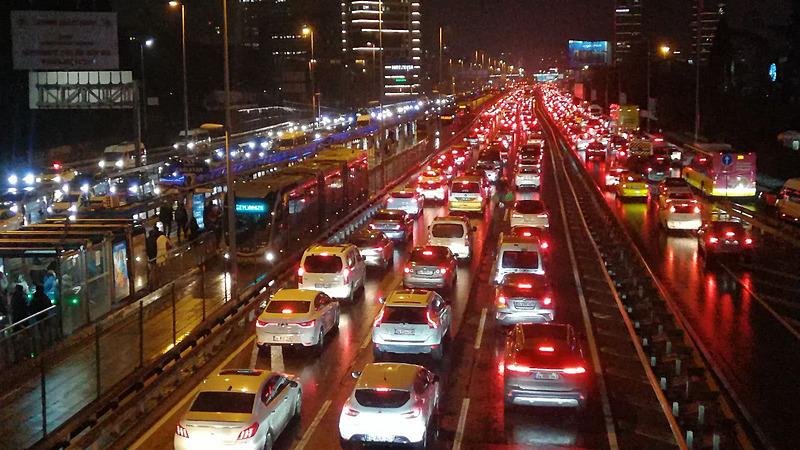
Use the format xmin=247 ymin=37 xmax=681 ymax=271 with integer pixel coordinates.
xmin=776 ymin=178 xmax=800 ymax=223
xmin=174 ymin=128 xmax=211 ymax=151
xmin=99 ymin=142 xmax=145 ymax=171
xmin=298 ymin=244 xmax=367 ymax=302
xmin=448 ymin=176 xmax=484 ymax=213
xmin=428 ymin=216 xmax=476 ymax=259
xmin=492 ymin=236 xmax=545 ymax=284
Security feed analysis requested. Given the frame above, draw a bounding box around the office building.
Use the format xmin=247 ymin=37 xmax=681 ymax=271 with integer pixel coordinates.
xmin=614 ymin=0 xmax=643 ymax=65
xmin=691 ymin=1 xmax=726 ymax=64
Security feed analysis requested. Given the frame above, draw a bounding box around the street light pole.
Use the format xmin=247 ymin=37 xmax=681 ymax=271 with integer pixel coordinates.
xmin=169 ymin=1 xmax=190 ymax=147
xmin=646 ymin=43 xmax=651 ymax=133
xmin=138 ymin=38 xmax=154 ymax=141
xmin=438 ymin=27 xmax=443 ymax=90
xmin=222 ymin=0 xmax=238 ymax=300
xmin=302 ymin=26 xmax=316 ymax=121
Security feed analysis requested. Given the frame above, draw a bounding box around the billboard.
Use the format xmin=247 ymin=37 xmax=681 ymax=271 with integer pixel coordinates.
xmin=11 ymin=10 xmax=119 ymax=70
xmin=568 ymin=40 xmax=610 ymax=67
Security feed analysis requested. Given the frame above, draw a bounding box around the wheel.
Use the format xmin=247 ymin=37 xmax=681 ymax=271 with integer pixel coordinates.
xmin=315 ymin=330 xmax=325 ymax=354
xmin=431 ymin=344 xmax=443 ymax=361
xmin=263 ymin=430 xmax=274 ymax=450
xmin=372 ymin=346 xmax=384 ymax=361
xmin=339 ymin=438 xmax=354 ymax=450
xmin=412 ymin=423 xmax=428 ymax=449
xmin=292 ymin=394 xmax=302 ymax=422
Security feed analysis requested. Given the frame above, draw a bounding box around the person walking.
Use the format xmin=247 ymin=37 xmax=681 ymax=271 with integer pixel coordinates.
xmin=159 ymin=204 xmax=174 ymax=237
xmin=10 ymin=285 xmax=28 ymax=329
xmin=156 ymin=230 xmax=173 ymax=265
xmin=175 ymin=200 xmax=189 ymax=243
xmin=43 ymin=270 xmax=57 ymax=302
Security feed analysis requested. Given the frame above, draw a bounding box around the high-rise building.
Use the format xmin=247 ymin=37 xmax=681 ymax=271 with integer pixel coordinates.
xmin=691 ymin=0 xmax=726 ymax=64
xmin=342 ymin=0 xmax=422 ymax=103
xmin=614 ymin=0 xmax=643 ymax=65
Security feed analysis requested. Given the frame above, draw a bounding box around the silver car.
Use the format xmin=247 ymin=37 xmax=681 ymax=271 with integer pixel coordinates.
xmin=495 ymin=273 xmax=555 ymax=325
xmin=372 ymin=289 xmax=452 ymax=361
xmin=503 ymin=323 xmax=588 ymax=409
xmin=402 ymin=246 xmax=458 ymax=292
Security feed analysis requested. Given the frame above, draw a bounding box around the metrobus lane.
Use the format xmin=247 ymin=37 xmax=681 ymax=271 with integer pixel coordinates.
xmin=582 ymin=159 xmax=800 ymax=449
xmin=125 ymin=180 xmax=495 ymax=449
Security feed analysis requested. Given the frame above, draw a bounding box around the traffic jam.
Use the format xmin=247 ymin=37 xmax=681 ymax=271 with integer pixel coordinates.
xmin=154 ymin=87 xmax=607 ymax=450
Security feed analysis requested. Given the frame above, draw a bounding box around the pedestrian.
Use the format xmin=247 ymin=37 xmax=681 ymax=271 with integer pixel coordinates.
xmin=43 ymin=270 xmax=57 ymax=302
xmin=175 ymin=200 xmax=189 ymax=243
xmin=145 ymin=227 xmax=159 ymax=264
xmin=10 ymin=284 xmax=28 ymax=328
xmin=188 ymin=216 xmax=201 ymax=242
xmin=156 ymin=230 xmax=173 ymax=265
xmin=159 ymin=204 xmax=174 ymax=237
xmin=29 ymin=285 xmax=51 ymax=320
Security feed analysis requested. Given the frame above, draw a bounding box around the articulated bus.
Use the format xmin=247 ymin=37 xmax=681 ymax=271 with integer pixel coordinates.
xmin=682 ymin=143 xmax=757 ymax=198
xmin=275 ymin=131 xmax=310 ymax=151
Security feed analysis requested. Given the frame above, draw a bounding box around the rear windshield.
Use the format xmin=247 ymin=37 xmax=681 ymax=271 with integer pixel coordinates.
xmin=351 ymin=235 xmax=381 ymax=247
xmin=374 ymin=212 xmax=403 ymax=221
xmin=265 ymin=300 xmax=311 ymax=314
xmin=501 ymin=250 xmax=540 ymax=269
xmin=451 ymin=182 xmax=481 ymax=194
xmin=431 ymin=223 xmax=465 ymax=238
xmin=410 ymin=247 xmax=449 ymax=262
xmin=517 ymin=166 xmax=539 ymax=174
xmin=391 ymin=192 xmax=415 ymax=199
xmin=383 ymin=306 xmax=427 ymax=324
xmin=303 ymin=255 xmax=344 ymax=273
xmin=710 ymin=222 xmax=745 ymax=233
xmin=668 ymin=193 xmax=694 ymax=200
xmin=190 ymin=392 xmax=255 ymax=414
xmin=514 ymin=201 xmax=545 ymax=214
xmin=354 ymin=389 xmax=411 ymax=408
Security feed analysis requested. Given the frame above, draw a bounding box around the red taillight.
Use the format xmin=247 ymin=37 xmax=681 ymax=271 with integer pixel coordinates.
xmin=403 ymin=265 xmax=411 ymax=274
xmin=256 ymin=319 xmax=269 ymax=328
xmin=542 ymin=297 xmax=552 ymax=306
xmin=518 ymin=283 xmax=532 ymax=289
xmin=296 ymin=319 xmax=316 ymax=328
xmin=343 ymin=402 xmax=360 ymax=417
xmin=297 ymin=267 xmax=304 ymax=283
xmin=669 ymin=206 xmax=676 ymax=213
xmin=373 ymin=308 xmax=385 ymax=327
xmin=708 ymin=236 xmax=719 ymax=244
xmin=693 ymin=206 xmax=701 ymax=214
xmin=497 ymin=295 xmax=507 ymax=306
xmin=281 ymin=308 xmax=292 ymax=314
xmin=422 ymin=250 xmax=433 ymax=255
xmin=237 ymin=422 xmax=259 ymax=440
xmin=538 ymin=345 xmax=555 ymax=353
xmin=426 ymin=310 xmax=439 ymax=329
xmin=725 ymin=231 xmax=736 ymax=238
xmin=562 ymin=366 xmax=587 ymax=375
xmin=176 ymin=423 xmax=189 ymax=438
xmin=436 ymin=266 xmax=448 ymax=274
xmin=540 ymin=241 xmax=549 ymax=250
xmin=505 ymin=363 xmax=533 ymax=373
xmin=744 ymin=237 xmax=753 ymax=245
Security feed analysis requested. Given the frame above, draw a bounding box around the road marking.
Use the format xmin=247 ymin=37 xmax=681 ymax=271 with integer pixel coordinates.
xmin=270 ymin=345 xmax=285 ymax=372
xmin=130 ymin=335 xmax=256 ymax=449
xmin=473 ymin=308 xmax=487 ymax=349
xmin=360 ymin=327 xmax=373 ymax=350
xmin=452 ymin=397 xmax=470 ymax=450
xmin=294 ymin=399 xmax=332 ymax=450
xmin=721 ymin=264 xmax=800 ymax=340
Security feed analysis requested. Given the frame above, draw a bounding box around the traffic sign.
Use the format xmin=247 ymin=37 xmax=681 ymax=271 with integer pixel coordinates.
xmin=722 ymin=153 xmax=733 ymax=166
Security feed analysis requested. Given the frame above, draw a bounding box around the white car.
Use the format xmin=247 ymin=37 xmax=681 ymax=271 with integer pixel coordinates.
xmin=255 ymin=288 xmax=339 ymax=352
xmin=386 ymin=188 xmax=423 ymax=218
xmin=427 ymin=215 xmax=475 ymax=259
xmin=514 ymin=166 xmax=541 ymax=190
xmin=372 ymin=289 xmax=452 ymax=361
xmin=492 ymin=235 xmax=546 ymax=284
xmin=175 ymin=369 xmax=301 ymax=450
xmin=339 ymin=363 xmax=440 ymax=449
xmin=509 ymin=200 xmax=549 ymax=228
xmin=416 ymin=170 xmax=447 ymax=202
xmin=298 ymin=244 xmax=366 ymax=302
xmin=659 ymin=193 xmax=702 ymax=230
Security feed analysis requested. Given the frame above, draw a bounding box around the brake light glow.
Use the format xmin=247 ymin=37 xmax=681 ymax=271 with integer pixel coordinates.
xmin=538 ymin=345 xmax=555 ymax=353
xmin=175 ymin=423 xmax=190 ymax=438
xmin=542 ymin=297 xmax=552 ymax=306
xmin=693 ymin=206 xmax=701 ymax=214
xmin=436 ymin=266 xmax=447 ymax=274
xmin=669 ymin=206 xmax=676 ymax=213
xmin=256 ymin=319 xmax=269 ymax=327
xmin=745 ymin=237 xmax=753 ymax=245
xmin=505 ymin=363 xmax=533 ymax=373
xmin=541 ymin=241 xmax=549 ymax=250
xmin=403 ymin=265 xmax=411 ymax=274
xmin=562 ymin=366 xmax=587 ymax=375
xmin=426 ymin=310 xmax=439 ymax=329
xmin=523 ymin=231 xmax=531 ymax=237
xmin=296 ymin=320 xmax=316 ymax=328
xmin=497 ymin=295 xmax=507 ymax=306
xmin=725 ymin=231 xmax=736 ymax=238
xmin=422 ymin=250 xmax=433 ymax=255
xmin=708 ymin=236 xmax=719 ymax=244
xmin=237 ymin=422 xmax=259 ymax=440
xmin=281 ymin=308 xmax=292 ymax=314
xmin=518 ymin=283 xmax=532 ymax=289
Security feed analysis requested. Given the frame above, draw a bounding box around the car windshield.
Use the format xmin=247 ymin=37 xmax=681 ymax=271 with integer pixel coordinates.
xmin=451 ymin=182 xmax=481 ymax=194
xmin=265 ymin=300 xmax=311 ymax=314
xmin=351 ymin=234 xmax=381 ymax=247
xmin=303 ymin=255 xmax=344 ymax=273
xmin=374 ymin=212 xmax=402 ymax=221
xmin=501 ymin=250 xmax=540 ymax=269
xmin=669 ymin=193 xmax=694 ymax=200
xmin=514 ymin=201 xmax=545 ymax=214
xmin=411 ymin=247 xmax=449 ymax=263
xmin=382 ymin=306 xmax=427 ymax=324
xmin=354 ymin=389 xmax=411 ymax=408
xmin=190 ymin=392 xmax=255 ymax=414
xmin=431 ymin=223 xmax=465 ymax=238
xmin=518 ymin=166 xmax=539 ymax=174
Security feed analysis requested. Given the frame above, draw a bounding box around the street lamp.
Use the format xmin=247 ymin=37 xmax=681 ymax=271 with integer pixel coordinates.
xmin=646 ymin=41 xmax=672 ymax=132
xmin=301 ymin=25 xmax=317 ymax=121
xmin=168 ymin=1 xmax=189 ymax=148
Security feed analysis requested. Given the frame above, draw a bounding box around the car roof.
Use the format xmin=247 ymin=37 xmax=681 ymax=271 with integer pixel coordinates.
xmin=304 ymin=244 xmax=352 ymax=256
xmin=385 ymin=289 xmax=432 ymax=307
xmin=271 ymin=288 xmax=319 ymax=302
xmin=375 ymin=209 xmax=405 ymax=217
xmin=453 ymin=175 xmax=482 ymax=182
xmin=432 ymin=215 xmax=469 ymax=224
xmin=356 ymin=363 xmax=421 ymax=390
xmin=500 ymin=236 xmax=542 ymax=249
xmin=202 ymin=369 xmax=272 ymax=393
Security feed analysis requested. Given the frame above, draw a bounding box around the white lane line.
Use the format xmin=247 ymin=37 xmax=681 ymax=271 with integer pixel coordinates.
xmin=130 ymin=335 xmax=256 ymax=449
xmin=270 ymin=345 xmax=285 ymax=372
xmin=473 ymin=308 xmax=487 ymax=349
xmin=721 ymin=264 xmax=800 ymax=340
xmin=452 ymin=397 xmax=470 ymax=450
xmin=360 ymin=327 xmax=373 ymax=350
xmin=294 ymin=399 xmax=332 ymax=450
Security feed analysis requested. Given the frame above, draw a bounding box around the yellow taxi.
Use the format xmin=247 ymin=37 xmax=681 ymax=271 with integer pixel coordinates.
xmin=615 ymin=171 xmax=649 ymax=200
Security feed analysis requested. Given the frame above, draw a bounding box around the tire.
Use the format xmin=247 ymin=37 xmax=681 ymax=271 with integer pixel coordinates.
xmin=431 ymin=344 xmax=444 ymax=361
xmin=263 ymin=430 xmax=274 ymax=450
xmin=339 ymin=438 xmax=354 ymax=450
xmin=314 ymin=330 xmax=325 ymax=354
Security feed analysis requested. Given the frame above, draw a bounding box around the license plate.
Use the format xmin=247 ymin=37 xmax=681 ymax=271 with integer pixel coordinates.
xmin=534 ymin=372 xmax=559 ymax=380
xmin=418 ymin=268 xmax=434 ymax=275
xmin=514 ymin=300 xmax=537 ymax=309
xmin=315 ymin=283 xmax=331 ymax=288
xmin=394 ymin=329 xmax=415 ymax=335
xmin=272 ymin=335 xmax=289 ymax=342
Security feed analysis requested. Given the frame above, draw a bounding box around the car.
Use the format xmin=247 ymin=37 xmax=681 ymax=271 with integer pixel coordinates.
xmin=349 ymin=229 xmax=394 ymax=269
xmin=513 ymin=165 xmax=541 ymax=190
xmin=427 ymin=215 xmax=475 ymax=259
xmin=255 ymin=288 xmax=339 ymax=352
xmin=697 ymin=220 xmax=753 ymax=261
xmin=615 ymin=172 xmax=649 ymax=199
xmin=495 ymin=273 xmax=555 ymax=325
xmin=298 ymin=244 xmax=366 ymax=302
xmin=492 ymin=235 xmax=545 ymax=284
xmin=40 ymin=163 xmax=78 ymax=184
xmin=448 ymin=176 xmax=485 ymax=213
xmin=510 ymin=200 xmax=549 ymax=228
xmin=427 ymin=157 xmax=456 ymax=180
xmin=416 ymin=170 xmax=448 ymax=202
xmin=658 ymin=192 xmax=702 ymax=230
xmin=0 ymin=205 xmax=23 ymax=231
xmin=645 ymin=154 xmax=670 ymax=182
xmin=517 ymin=144 xmax=542 ymax=166
xmin=507 ymin=225 xmax=550 ymax=252
xmin=403 ymin=245 xmax=458 ymax=292
xmin=585 ymin=140 xmax=606 ymax=160
xmin=369 ymin=209 xmax=414 ymax=242
xmin=174 ymin=369 xmax=301 ymax=450
xmin=448 ymin=144 xmax=470 ymax=168
xmin=386 ymin=189 xmax=423 ymax=218
xmin=372 ymin=289 xmax=452 ymax=361
xmin=476 ymin=149 xmax=502 ymax=183
xmin=502 ymin=323 xmax=589 ymax=409
xmin=657 ymin=177 xmax=692 ymax=199
xmin=339 ymin=363 xmax=440 ymax=448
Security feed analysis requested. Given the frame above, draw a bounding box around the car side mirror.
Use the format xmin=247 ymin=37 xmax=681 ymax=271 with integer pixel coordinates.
xmin=351 ymin=371 xmax=361 ymax=379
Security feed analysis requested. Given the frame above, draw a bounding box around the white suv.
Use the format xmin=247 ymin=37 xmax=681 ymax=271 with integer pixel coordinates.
xmin=298 ymin=244 xmax=366 ymax=302
xmin=339 ymin=363 xmax=440 ymax=449
xmin=372 ymin=289 xmax=452 ymax=361
xmin=427 ymin=215 xmax=475 ymax=259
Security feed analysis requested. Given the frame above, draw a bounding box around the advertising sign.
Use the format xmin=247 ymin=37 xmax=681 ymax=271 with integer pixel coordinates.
xmin=11 ymin=10 xmax=119 ymax=70
xmin=568 ymin=40 xmax=610 ymax=67
xmin=112 ymin=241 xmax=130 ymax=301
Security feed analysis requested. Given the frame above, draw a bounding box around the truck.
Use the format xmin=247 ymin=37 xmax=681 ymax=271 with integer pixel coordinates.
xmin=617 ymin=105 xmax=640 ymax=132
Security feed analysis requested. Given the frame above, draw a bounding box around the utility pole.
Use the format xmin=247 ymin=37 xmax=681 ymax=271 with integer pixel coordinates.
xmin=222 ymin=0 xmax=238 ymax=300
xmin=694 ymin=0 xmax=702 ymax=142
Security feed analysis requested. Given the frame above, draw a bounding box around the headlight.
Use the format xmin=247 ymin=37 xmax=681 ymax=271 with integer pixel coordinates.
xmin=23 ymin=173 xmax=35 ymax=185
xmin=173 ymin=143 xmax=180 ymax=150
xmin=11 ymin=205 xmax=19 ymax=213
xmin=7 ymin=175 xmax=18 ymax=185
xmin=47 ymin=206 xmax=54 ymax=214
xmin=98 ymin=160 xmax=106 ymax=168
xmin=109 ymin=186 xmax=117 ymax=194
xmin=68 ymin=214 xmax=77 ymax=221
xmin=115 ymin=160 xmax=124 ymax=168
xmin=80 ymin=184 xmax=89 ymax=193
xmin=128 ymin=185 xmax=139 ymax=193
xmin=265 ymin=251 xmax=275 ymax=263
xmin=187 ymin=142 xmax=196 ymax=150
xmin=260 ymin=142 xmax=269 ymax=149
xmin=248 ymin=141 xmax=256 ymax=149
xmin=54 ymin=175 xmax=61 ymax=183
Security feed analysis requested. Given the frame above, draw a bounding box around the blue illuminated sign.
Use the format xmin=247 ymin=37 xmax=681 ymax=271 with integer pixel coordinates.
xmin=235 ymin=200 xmax=267 ymax=214
xmin=722 ymin=153 xmax=733 ymax=166
xmin=568 ymin=40 xmax=610 ymax=68
xmin=769 ymin=63 xmax=777 ymax=83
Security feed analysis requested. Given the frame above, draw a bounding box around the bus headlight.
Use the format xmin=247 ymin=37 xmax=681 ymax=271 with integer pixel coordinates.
xmin=98 ymin=160 xmax=106 ymax=168
xmin=265 ymin=251 xmax=275 ymax=263
xmin=115 ymin=160 xmax=124 ymax=168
